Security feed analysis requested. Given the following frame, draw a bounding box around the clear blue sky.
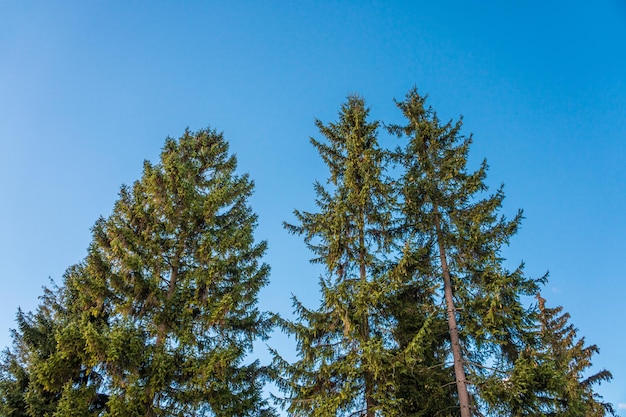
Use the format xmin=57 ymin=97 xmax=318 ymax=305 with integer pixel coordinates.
xmin=1 ymin=1 xmax=625 ymax=412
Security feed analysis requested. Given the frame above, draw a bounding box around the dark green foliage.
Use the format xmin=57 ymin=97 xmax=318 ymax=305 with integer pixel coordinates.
xmin=0 ymin=304 xmax=59 ymax=417
xmin=483 ymin=294 xmax=615 ymax=416
xmin=534 ymin=295 xmax=614 ymax=416
xmin=275 ymin=89 xmax=614 ymax=416
xmin=389 ymin=88 xmax=615 ymax=416
xmin=1 ymin=128 xmax=274 ymax=416
xmin=0 ymin=350 xmax=29 ymax=417
xmin=385 ymin=278 xmax=457 ymax=417
xmin=0 ymin=282 xmax=107 ymax=417
xmin=273 ymin=96 xmax=402 ymax=417
xmin=390 ymin=88 xmax=544 ymax=415
xmin=393 ymin=88 xmax=541 ymax=346
xmin=1 ymin=93 xmax=615 ymax=417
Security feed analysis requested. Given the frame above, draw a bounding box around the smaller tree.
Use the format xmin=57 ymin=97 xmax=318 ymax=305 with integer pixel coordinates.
xmin=0 ymin=298 xmax=60 ymax=417
xmin=0 ymin=279 xmax=107 ymax=417
xmin=0 ymin=347 xmax=29 ymax=417
xmin=483 ymin=294 xmax=615 ymax=416
xmin=536 ymin=294 xmax=614 ymax=415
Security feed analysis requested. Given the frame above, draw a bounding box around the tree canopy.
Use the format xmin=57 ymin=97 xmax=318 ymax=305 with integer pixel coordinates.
xmin=1 ymin=92 xmax=614 ymax=417
xmin=1 ymin=128 xmax=274 ymax=416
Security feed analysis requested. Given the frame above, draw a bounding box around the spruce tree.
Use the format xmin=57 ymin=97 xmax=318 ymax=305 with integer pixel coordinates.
xmin=77 ymin=128 xmax=274 ymax=416
xmin=1 ymin=128 xmax=274 ymax=417
xmin=390 ymin=88 xmax=542 ymax=416
xmin=0 ymin=279 xmax=108 ymax=417
xmin=0 ymin=302 xmax=58 ymax=417
xmin=482 ymin=294 xmax=615 ymax=416
xmin=534 ymin=294 xmax=614 ymax=416
xmin=273 ymin=96 xmax=400 ymax=417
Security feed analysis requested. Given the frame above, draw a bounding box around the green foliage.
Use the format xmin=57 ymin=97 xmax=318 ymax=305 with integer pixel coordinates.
xmin=1 ymin=128 xmax=274 ymax=416
xmin=384 ymin=279 xmax=457 ymax=417
xmin=535 ymin=294 xmax=615 ymax=416
xmin=390 ymin=88 xmax=545 ymax=415
xmin=483 ymin=294 xmax=615 ymax=416
xmin=1 ymin=93 xmax=615 ymax=417
xmin=0 ymin=351 xmax=29 ymax=417
xmin=274 ymin=96 xmax=403 ymax=417
xmin=0 ymin=282 xmax=107 ymax=417
xmin=392 ymin=88 xmax=541 ymax=347
xmin=275 ymin=89 xmax=614 ymax=416
xmin=78 ymin=128 xmax=273 ymax=416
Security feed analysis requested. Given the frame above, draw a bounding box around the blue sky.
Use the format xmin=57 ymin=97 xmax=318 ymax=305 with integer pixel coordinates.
xmin=1 ymin=1 xmax=625 ymax=412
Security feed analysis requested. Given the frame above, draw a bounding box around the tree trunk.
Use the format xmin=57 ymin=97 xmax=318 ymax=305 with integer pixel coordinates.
xmin=156 ymin=260 xmax=179 ymax=347
xmin=359 ymin=215 xmax=375 ymax=417
xmin=149 ymin=253 xmax=180 ymax=416
xmin=433 ymin=203 xmax=471 ymax=417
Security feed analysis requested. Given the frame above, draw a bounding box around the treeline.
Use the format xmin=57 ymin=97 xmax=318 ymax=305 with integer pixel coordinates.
xmin=0 ymin=89 xmax=614 ymax=416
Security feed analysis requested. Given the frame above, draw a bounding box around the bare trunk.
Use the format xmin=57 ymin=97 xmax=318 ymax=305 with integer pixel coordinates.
xmin=433 ymin=204 xmax=471 ymax=417
xmin=362 ymin=260 xmax=375 ymax=417
xmin=360 ymin=217 xmax=375 ymax=417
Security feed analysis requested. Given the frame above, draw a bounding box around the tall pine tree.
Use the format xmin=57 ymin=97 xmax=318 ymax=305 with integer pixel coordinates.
xmin=79 ymin=128 xmax=274 ymax=416
xmin=273 ymin=96 xmax=400 ymax=417
xmin=390 ymin=88 xmax=542 ymax=416
xmin=1 ymin=128 xmax=274 ymax=417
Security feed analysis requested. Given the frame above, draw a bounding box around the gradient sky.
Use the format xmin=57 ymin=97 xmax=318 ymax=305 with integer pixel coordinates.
xmin=1 ymin=1 xmax=625 ymax=413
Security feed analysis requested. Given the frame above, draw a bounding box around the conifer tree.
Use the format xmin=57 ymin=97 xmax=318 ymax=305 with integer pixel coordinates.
xmin=0 ymin=303 xmax=58 ymax=417
xmin=534 ymin=294 xmax=614 ymax=416
xmin=1 ymin=128 xmax=274 ymax=417
xmin=273 ymin=96 xmax=400 ymax=417
xmin=0 ymin=279 xmax=107 ymax=417
xmin=535 ymin=295 xmax=614 ymax=416
xmin=482 ymin=294 xmax=615 ymax=416
xmin=390 ymin=88 xmax=542 ymax=416
xmin=75 ymin=128 xmax=274 ymax=416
